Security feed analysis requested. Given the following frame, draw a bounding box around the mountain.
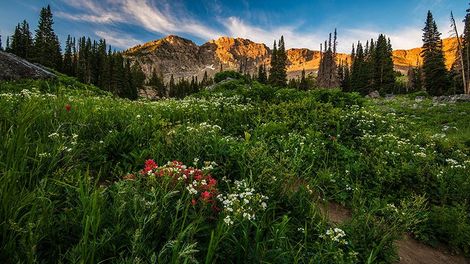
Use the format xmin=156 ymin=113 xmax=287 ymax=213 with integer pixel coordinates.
xmin=392 ymin=37 xmax=458 ymax=71
xmin=124 ymin=35 xmax=459 ymax=82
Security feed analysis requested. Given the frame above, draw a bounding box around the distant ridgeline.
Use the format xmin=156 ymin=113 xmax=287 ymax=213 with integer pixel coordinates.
xmin=123 ymin=35 xmax=459 ymax=82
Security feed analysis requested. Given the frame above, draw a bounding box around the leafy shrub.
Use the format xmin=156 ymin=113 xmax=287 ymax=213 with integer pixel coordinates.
xmin=426 ymin=205 xmax=470 ymax=255
xmin=310 ymin=89 xmax=365 ymax=107
xmin=214 ymin=71 xmax=246 ymax=83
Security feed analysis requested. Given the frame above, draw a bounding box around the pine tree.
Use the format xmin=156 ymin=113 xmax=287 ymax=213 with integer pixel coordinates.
xmin=257 ymin=64 xmax=267 ymax=84
xmin=10 ymin=24 xmax=22 ymax=55
xmin=350 ymin=42 xmax=369 ymax=95
xmin=421 ymin=11 xmax=450 ymax=95
xmin=85 ymin=37 xmax=92 ymax=83
xmin=103 ymin=47 xmax=113 ymax=92
xmin=63 ymin=35 xmax=74 ymax=75
xmin=168 ymin=74 xmax=176 ymax=97
xmin=364 ymin=39 xmax=375 ymax=92
xmin=131 ymin=64 xmax=146 ymax=95
xmin=151 ymin=69 xmax=165 ymax=98
xmin=10 ymin=21 xmax=33 ymax=59
xmin=269 ymin=37 xmax=287 ymax=87
xmin=374 ymin=34 xmax=395 ymax=93
xmin=277 ymin=36 xmax=288 ymax=86
xmin=97 ymin=39 xmax=108 ymax=88
xmin=317 ymin=30 xmax=340 ymax=88
xmin=201 ymin=71 xmax=209 ymax=87
xmin=341 ymin=61 xmax=351 ymax=92
xmin=126 ymin=60 xmax=138 ymax=99
xmin=299 ymin=69 xmax=308 ymax=91
xmin=408 ymin=66 xmax=423 ymax=92
xmin=269 ymin=40 xmax=278 ymax=85
xmin=76 ymin=37 xmax=87 ymax=83
xmin=6 ymin=36 xmax=11 ymax=52
xmin=33 ymin=5 xmax=62 ymax=69
xmin=72 ymin=38 xmax=78 ymax=76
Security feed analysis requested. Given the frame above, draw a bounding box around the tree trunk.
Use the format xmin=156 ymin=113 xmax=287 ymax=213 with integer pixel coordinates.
xmin=451 ymin=12 xmax=467 ymax=94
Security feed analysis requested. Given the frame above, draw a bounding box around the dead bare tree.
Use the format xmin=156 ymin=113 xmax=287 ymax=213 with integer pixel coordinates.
xmin=451 ymin=11 xmax=467 ymax=94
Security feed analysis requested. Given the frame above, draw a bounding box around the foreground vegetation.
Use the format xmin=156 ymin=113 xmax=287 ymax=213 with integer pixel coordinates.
xmin=0 ymin=76 xmax=469 ymax=263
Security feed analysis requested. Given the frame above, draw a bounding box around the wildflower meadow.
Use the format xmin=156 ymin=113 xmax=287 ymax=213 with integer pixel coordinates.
xmin=0 ymin=75 xmax=469 ymax=263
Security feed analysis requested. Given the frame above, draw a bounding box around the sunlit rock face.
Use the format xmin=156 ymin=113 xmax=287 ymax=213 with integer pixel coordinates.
xmin=125 ymin=35 xmax=459 ymax=82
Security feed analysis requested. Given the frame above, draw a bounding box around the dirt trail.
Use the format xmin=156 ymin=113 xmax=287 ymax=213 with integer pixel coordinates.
xmin=320 ymin=202 xmax=469 ymax=264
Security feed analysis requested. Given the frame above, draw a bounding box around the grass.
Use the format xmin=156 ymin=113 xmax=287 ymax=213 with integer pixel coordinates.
xmin=0 ymin=76 xmax=469 ymax=263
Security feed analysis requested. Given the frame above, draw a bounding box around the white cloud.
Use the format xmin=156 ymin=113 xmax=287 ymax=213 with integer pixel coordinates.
xmin=222 ymin=16 xmax=325 ymax=50
xmin=58 ymin=0 xmax=223 ymax=43
xmin=56 ymin=0 xmax=466 ymax=52
xmin=56 ymin=11 xmax=122 ymax=24
xmin=120 ymin=0 xmax=224 ymax=40
xmin=95 ymin=30 xmax=142 ymax=49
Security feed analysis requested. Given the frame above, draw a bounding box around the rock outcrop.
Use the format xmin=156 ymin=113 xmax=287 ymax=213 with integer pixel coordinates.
xmin=124 ymin=35 xmax=459 ymax=82
xmin=0 ymin=51 xmax=56 ymax=81
xmin=393 ymin=37 xmax=458 ymax=73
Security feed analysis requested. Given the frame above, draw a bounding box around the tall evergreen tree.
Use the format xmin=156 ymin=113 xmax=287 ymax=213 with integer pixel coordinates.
xmin=257 ymin=64 xmax=267 ymax=84
xmin=317 ymin=30 xmax=340 ymax=88
xmin=62 ymin=35 xmax=74 ymax=75
xmin=408 ymin=66 xmax=423 ymax=92
xmin=131 ymin=64 xmax=146 ymax=95
xmin=10 ymin=25 xmax=22 ymax=55
xmin=33 ymin=5 xmax=62 ymax=69
xmin=10 ymin=21 xmax=33 ymax=59
xmin=363 ymin=39 xmax=375 ymax=91
xmin=96 ymin=39 xmax=108 ymax=88
xmin=277 ymin=36 xmax=288 ymax=86
xmin=350 ymin=42 xmax=369 ymax=95
xmin=269 ymin=37 xmax=287 ymax=86
xmin=299 ymin=69 xmax=309 ymax=91
xmin=269 ymin=40 xmax=278 ymax=85
xmin=6 ymin=36 xmax=11 ymax=52
xmin=71 ymin=38 xmax=78 ymax=76
xmin=421 ymin=11 xmax=450 ymax=95
xmin=374 ymin=34 xmax=395 ymax=93
xmin=201 ymin=71 xmax=209 ymax=87
xmin=341 ymin=61 xmax=351 ymax=92
xmin=124 ymin=60 xmax=138 ymax=100
xmin=168 ymin=74 xmax=176 ymax=97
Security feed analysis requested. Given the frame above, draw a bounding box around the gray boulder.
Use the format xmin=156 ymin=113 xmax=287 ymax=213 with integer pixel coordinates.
xmin=366 ymin=90 xmax=381 ymax=99
xmin=0 ymin=51 xmax=56 ymax=81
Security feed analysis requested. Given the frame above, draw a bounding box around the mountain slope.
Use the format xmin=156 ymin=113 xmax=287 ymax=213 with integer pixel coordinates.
xmin=125 ymin=35 xmax=459 ymax=82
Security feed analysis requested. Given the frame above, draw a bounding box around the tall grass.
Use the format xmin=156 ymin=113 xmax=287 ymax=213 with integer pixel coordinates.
xmin=0 ymin=78 xmax=469 ymax=262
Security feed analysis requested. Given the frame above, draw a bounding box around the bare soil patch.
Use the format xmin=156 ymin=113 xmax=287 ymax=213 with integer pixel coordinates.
xmin=320 ymin=201 xmax=469 ymax=264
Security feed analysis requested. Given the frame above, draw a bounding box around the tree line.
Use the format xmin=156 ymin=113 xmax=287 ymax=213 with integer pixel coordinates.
xmin=253 ymin=4 xmax=470 ymax=96
xmin=3 ymin=4 xmax=470 ymax=97
xmin=2 ymin=5 xmax=144 ymax=99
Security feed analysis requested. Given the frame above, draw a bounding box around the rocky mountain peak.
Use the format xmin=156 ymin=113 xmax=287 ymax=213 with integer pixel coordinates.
xmin=124 ymin=35 xmax=459 ymax=82
xmin=162 ymin=35 xmax=196 ymax=46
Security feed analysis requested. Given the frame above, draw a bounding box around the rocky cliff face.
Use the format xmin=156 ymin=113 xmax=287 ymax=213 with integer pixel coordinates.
xmin=125 ymin=35 xmax=459 ymax=82
xmin=392 ymin=37 xmax=458 ymax=72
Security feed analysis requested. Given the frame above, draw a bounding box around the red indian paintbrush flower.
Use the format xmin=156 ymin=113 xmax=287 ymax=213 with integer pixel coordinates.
xmin=201 ymin=191 xmax=212 ymax=201
xmin=65 ymin=104 xmax=71 ymax=112
xmin=142 ymin=159 xmax=158 ymax=174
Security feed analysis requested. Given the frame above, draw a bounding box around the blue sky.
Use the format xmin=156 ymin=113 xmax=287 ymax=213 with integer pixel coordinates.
xmin=0 ymin=0 xmax=467 ymax=52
